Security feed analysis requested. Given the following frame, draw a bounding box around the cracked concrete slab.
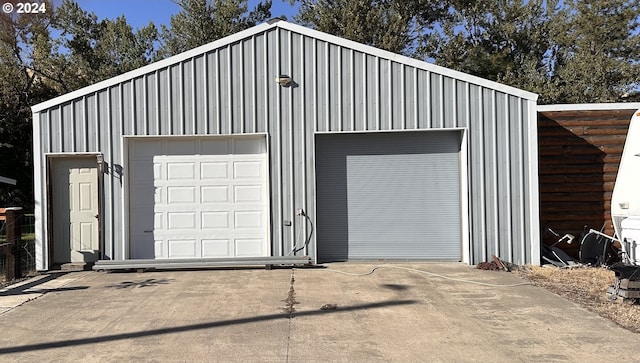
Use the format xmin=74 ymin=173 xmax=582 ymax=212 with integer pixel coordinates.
xmin=0 ymin=263 xmax=637 ymax=362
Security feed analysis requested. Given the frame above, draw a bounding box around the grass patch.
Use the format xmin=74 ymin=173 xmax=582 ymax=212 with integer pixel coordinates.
xmin=518 ymin=265 xmax=640 ymax=333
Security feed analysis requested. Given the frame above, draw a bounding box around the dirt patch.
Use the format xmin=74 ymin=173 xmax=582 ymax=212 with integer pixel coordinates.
xmin=517 ymin=265 xmax=640 ymax=333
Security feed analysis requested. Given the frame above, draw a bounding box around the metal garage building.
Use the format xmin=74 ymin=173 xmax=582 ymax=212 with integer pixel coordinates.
xmin=31 ymin=20 xmax=540 ymax=270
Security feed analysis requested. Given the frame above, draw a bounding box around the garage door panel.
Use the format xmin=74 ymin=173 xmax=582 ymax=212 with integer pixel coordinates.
xmin=235 ymin=238 xmax=264 ymax=256
xmin=167 ymin=212 xmax=197 ymax=229
xmin=202 ymin=239 xmax=231 ymax=257
xmin=201 ymin=211 xmax=230 ymax=229
xmin=233 ymin=161 xmax=263 ymax=179
xmin=234 ymin=211 xmax=264 ymax=228
xmin=201 ymin=162 xmax=229 ymax=179
xmin=167 ymin=162 xmax=196 ymax=179
xmin=201 ymin=186 xmax=230 ymax=203
xmin=234 ymin=185 xmax=264 ymax=202
xmin=129 ymin=136 xmax=269 ymax=259
xmin=167 ymin=186 xmax=196 ymax=204
xmin=168 ymin=239 xmax=197 ymax=258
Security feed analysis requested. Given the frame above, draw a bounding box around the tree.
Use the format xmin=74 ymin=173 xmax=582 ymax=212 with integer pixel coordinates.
xmin=0 ymin=2 xmax=58 ymax=207
xmin=419 ymin=0 xmax=640 ymax=104
xmin=157 ymin=0 xmax=272 ymax=58
xmin=549 ymin=0 xmax=640 ymax=103
xmin=0 ymin=0 xmax=158 ymax=207
xmin=52 ymin=0 xmax=158 ymax=91
xmin=291 ymin=0 xmax=448 ymax=55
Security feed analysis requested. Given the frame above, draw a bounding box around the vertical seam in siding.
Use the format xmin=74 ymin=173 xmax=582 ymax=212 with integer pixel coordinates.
xmin=313 ymin=38 xmax=318 ymax=132
xmin=94 ymin=94 xmax=100 ymax=150
xmin=300 ymin=33 xmax=307 ymax=254
xmin=83 ymin=96 xmax=89 ymax=151
xmin=491 ymin=90 xmax=499 ymax=257
xmin=401 ymin=65 xmax=405 ymax=130
xmin=263 ymin=36 xmax=269 ymax=132
xmin=388 ymin=59 xmax=392 ymax=129
xmin=192 ymin=57 xmax=197 ymax=134
xmin=69 ymin=104 xmax=75 ymax=152
xmin=143 ymin=75 xmax=148 ymax=135
xmin=289 ymin=30 xmax=295 ymax=253
xmin=413 ymin=68 xmax=418 ymax=129
xmin=131 ymin=80 xmax=137 ymax=135
xmin=155 ymin=71 xmax=161 ymax=135
xmin=504 ymin=96 xmax=512 ymax=261
xmin=179 ymin=63 xmax=185 ymax=135
xmin=452 ymin=80 xmax=458 ymax=128
xmin=276 ymin=29 xmax=283 ymax=255
xmin=439 ymin=74 xmax=444 ymax=128
xmin=376 ymin=57 xmax=380 ymax=130
xmin=216 ymin=52 xmax=221 ymax=134
xmin=252 ymin=36 xmax=257 ymax=133
xmin=166 ymin=68 xmax=173 ymax=135
xmin=426 ymin=71 xmax=431 ymax=128
xmin=48 ymin=109 xmax=53 ymax=152
xmin=239 ymin=43 xmax=245 ymax=134
xmin=325 ymin=42 xmax=330 ymax=132
xmin=362 ymin=53 xmax=367 ymax=130
xmin=203 ymin=57 xmax=209 ymax=134
xmin=478 ymin=88 xmax=486 ymax=261
xmin=59 ymin=107 xmax=64 ymax=150
xmin=350 ymin=49 xmax=355 ymax=131
xmin=337 ymin=46 xmax=342 ymax=131
xmin=518 ymin=100 xmax=526 ymax=263
xmin=227 ymin=46 xmax=233 ymax=134
xmin=107 ymin=88 xmax=115 ymax=259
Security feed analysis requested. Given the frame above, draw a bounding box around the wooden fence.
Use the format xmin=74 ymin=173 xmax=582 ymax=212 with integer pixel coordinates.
xmin=538 ymin=108 xmax=635 ymax=256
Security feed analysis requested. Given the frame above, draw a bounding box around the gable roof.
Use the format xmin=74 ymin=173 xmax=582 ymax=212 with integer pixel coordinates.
xmin=32 ymin=19 xmax=537 ymax=113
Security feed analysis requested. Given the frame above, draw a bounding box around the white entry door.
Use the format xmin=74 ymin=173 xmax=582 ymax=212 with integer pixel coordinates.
xmin=51 ymin=157 xmax=100 ymax=264
xmin=128 ymin=136 xmax=269 ymax=259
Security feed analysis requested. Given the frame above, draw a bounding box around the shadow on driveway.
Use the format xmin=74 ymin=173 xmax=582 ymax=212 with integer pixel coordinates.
xmin=0 ymin=299 xmax=417 ymax=355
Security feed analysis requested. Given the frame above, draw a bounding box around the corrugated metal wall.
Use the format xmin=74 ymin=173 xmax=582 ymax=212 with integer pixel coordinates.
xmin=32 ymin=22 xmax=538 ymax=269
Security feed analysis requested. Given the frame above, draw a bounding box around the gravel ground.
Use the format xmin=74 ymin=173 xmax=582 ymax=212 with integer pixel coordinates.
xmin=517 ymin=265 xmax=640 ymax=333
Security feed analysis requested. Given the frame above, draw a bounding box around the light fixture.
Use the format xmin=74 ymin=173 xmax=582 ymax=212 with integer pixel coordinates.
xmin=275 ymin=75 xmax=292 ymax=87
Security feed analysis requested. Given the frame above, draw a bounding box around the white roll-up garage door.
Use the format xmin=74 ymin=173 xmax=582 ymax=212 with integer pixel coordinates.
xmin=128 ymin=136 xmax=269 ymax=259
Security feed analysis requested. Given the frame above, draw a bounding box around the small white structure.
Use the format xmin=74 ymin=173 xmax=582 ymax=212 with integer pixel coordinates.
xmin=611 ymin=109 xmax=640 ymax=238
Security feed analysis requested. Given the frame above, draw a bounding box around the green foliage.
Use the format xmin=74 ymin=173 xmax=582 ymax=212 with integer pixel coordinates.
xmin=157 ymin=0 xmax=272 ymax=58
xmin=419 ymin=0 xmax=640 ymax=104
xmin=291 ymin=0 xmax=447 ymax=55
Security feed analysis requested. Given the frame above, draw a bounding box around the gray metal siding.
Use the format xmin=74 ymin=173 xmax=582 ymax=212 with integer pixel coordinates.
xmin=33 ymin=23 xmax=538 ymax=269
xmin=316 ymin=131 xmax=462 ymax=261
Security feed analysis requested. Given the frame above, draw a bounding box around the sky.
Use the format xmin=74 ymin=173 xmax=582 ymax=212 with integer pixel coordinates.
xmin=52 ymin=0 xmax=299 ymax=30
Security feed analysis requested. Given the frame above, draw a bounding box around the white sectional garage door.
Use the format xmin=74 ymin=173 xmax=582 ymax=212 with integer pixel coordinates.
xmin=128 ymin=136 xmax=269 ymax=259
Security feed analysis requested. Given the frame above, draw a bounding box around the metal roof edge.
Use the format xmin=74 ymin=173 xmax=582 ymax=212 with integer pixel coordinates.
xmin=537 ymin=102 xmax=640 ymax=112
xmin=32 ymin=20 xmax=538 ymax=113
xmin=275 ymin=21 xmax=539 ymax=101
xmin=32 ymin=21 xmax=277 ymax=112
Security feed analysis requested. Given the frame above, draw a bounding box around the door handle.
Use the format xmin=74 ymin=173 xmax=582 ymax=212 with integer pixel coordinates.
xmin=144 ymin=230 xmax=153 ymax=233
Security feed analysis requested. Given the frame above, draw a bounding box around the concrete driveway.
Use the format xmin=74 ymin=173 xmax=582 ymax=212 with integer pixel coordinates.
xmin=0 ymin=263 xmax=637 ymax=362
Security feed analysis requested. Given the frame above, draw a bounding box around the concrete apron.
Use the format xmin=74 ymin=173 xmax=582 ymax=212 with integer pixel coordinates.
xmin=0 ymin=263 xmax=637 ymax=362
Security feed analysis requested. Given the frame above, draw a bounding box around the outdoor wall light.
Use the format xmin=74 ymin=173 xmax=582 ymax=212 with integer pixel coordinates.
xmin=275 ymin=75 xmax=293 ymax=87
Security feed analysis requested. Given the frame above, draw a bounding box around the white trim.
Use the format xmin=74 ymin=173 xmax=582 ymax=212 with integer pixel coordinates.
xmin=527 ymin=101 xmax=541 ymax=265
xmin=537 ymin=103 xmax=640 ymax=112
xmin=313 ymin=127 xmax=467 ymax=262
xmin=32 ymin=113 xmax=46 ymax=270
xmin=313 ymin=127 xmax=466 ymax=135
xmin=32 ymin=20 xmax=537 ymax=114
xmin=460 ymin=128 xmax=470 ymax=264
